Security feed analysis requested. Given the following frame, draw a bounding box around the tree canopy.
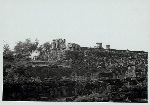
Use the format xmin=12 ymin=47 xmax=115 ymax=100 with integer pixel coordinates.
xmin=14 ymin=38 xmax=39 ymax=55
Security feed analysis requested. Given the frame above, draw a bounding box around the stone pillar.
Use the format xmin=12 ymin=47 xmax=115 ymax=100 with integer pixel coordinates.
xmin=62 ymin=86 xmax=67 ymax=96
xmin=106 ymin=45 xmax=110 ymax=49
xmin=63 ymin=39 xmax=66 ymax=43
xmin=96 ymin=43 xmax=102 ymax=48
xmin=52 ymin=41 xmax=56 ymax=49
xmin=56 ymin=40 xmax=59 ymax=49
xmin=74 ymin=87 xmax=78 ymax=96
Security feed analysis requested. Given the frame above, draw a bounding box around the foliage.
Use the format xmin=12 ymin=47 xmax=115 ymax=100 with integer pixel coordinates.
xmin=42 ymin=42 xmax=52 ymax=51
xmin=13 ymin=38 xmax=39 ymax=60
xmin=3 ymin=44 xmax=14 ymax=60
xmin=14 ymin=38 xmax=39 ymax=55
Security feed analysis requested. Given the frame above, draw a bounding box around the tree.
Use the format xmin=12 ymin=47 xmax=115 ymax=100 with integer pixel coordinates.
xmin=42 ymin=42 xmax=51 ymax=51
xmin=38 ymin=42 xmax=52 ymax=60
xmin=14 ymin=38 xmax=39 ymax=60
xmin=14 ymin=38 xmax=39 ymax=54
xmin=3 ymin=44 xmax=14 ymax=60
xmin=3 ymin=44 xmax=10 ymax=55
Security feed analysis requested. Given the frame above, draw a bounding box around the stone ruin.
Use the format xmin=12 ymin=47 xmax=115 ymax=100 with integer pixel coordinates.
xmin=35 ymin=39 xmax=82 ymax=63
xmin=51 ymin=39 xmax=66 ymax=50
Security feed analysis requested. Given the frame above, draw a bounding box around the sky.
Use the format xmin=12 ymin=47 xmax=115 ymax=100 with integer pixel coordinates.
xmin=0 ymin=0 xmax=150 ymax=51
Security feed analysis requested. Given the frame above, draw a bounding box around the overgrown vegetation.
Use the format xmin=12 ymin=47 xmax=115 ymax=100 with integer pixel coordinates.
xmin=3 ymin=39 xmax=148 ymax=102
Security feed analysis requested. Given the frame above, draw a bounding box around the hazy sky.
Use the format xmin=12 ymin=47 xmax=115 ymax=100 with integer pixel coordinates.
xmin=1 ymin=0 xmax=150 ymax=51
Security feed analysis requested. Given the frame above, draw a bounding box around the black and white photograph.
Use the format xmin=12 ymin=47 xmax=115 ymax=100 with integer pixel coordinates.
xmin=1 ymin=0 xmax=150 ymax=104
